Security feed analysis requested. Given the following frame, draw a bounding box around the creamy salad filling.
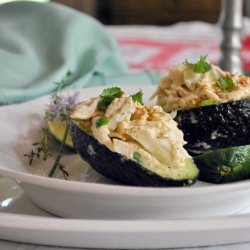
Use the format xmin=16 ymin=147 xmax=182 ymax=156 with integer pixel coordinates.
xmin=71 ymin=88 xmax=193 ymax=179
xmin=153 ymin=56 xmax=250 ymax=112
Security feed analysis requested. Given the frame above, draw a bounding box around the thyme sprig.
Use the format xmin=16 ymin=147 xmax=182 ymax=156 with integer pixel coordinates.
xmin=24 ymin=70 xmax=78 ymax=179
xmin=48 ymin=121 xmax=70 ymax=178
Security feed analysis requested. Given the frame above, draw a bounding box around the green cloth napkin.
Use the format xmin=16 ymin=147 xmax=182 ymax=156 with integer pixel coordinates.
xmin=0 ymin=1 xmax=160 ymax=105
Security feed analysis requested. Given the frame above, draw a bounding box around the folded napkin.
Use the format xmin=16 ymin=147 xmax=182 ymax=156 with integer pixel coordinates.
xmin=0 ymin=1 xmax=159 ymax=105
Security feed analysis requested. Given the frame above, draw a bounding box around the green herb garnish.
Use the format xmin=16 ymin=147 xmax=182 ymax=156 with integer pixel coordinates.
xmin=24 ymin=70 xmax=79 ymax=179
xmin=201 ymin=99 xmax=214 ymax=106
xmin=101 ymin=87 xmax=122 ymax=101
xmin=216 ymin=76 xmax=237 ymax=92
xmin=97 ymin=99 xmax=110 ymax=111
xmin=194 ymin=56 xmax=211 ymax=73
xmin=131 ymin=90 xmax=144 ymax=105
xmin=133 ymin=151 xmax=142 ymax=165
xmin=184 ymin=56 xmax=211 ymax=74
xmin=96 ymin=117 xmax=109 ymax=128
xmin=97 ymin=87 xmax=123 ymax=111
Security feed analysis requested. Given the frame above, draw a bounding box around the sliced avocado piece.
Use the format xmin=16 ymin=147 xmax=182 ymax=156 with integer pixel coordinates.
xmin=175 ymin=98 xmax=250 ymax=155
xmin=194 ymin=145 xmax=250 ymax=184
xmin=47 ymin=119 xmax=74 ymax=149
xmin=69 ymin=119 xmax=198 ymax=187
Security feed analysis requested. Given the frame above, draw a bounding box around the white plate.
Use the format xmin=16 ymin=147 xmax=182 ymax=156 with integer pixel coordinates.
xmin=1 ymin=177 xmax=250 ymax=249
xmin=1 ymin=85 xmax=250 ymax=220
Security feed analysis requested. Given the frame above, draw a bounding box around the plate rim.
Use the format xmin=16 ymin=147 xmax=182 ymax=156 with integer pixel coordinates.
xmin=1 ymin=156 xmax=250 ymax=198
xmin=1 ymin=210 xmax=250 ymax=249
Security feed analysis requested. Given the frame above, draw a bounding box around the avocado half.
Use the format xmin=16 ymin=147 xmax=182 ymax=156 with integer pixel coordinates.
xmin=69 ymin=119 xmax=198 ymax=187
xmin=175 ymin=98 xmax=250 ymax=155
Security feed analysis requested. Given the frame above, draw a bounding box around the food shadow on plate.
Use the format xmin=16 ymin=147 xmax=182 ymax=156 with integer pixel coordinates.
xmin=12 ymin=112 xmax=117 ymax=185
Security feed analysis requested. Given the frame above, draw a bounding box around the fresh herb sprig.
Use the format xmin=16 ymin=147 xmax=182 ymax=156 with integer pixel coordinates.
xmin=131 ymin=90 xmax=144 ymax=105
xmin=97 ymin=87 xmax=145 ymax=112
xmin=216 ymin=76 xmax=237 ymax=92
xmin=194 ymin=56 xmax=212 ymax=73
xmin=24 ymin=70 xmax=78 ymax=179
xmin=47 ymin=121 xmax=70 ymax=178
xmin=97 ymin=87 xmax=123 ymax=111
xmin=185 ymin=56 xmax=212 ymax=74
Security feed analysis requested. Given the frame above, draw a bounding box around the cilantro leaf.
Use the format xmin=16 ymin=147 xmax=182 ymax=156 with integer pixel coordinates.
xmin=131 ymin=90 xmax=144 ymax=105
xmin=97 ymin=99 xmax=110 ymax=111
xmin=97 ymin=87 xmax=123 ymax=111
xmin=194 ymin=56 xmax=212 ymax=73
xmin=101 ymin=87 xmax=122 ymax=101
xmin=216 ymin=76 xmax=237 ymax=92
xmin=96 ymin=117 xmax=109 ymax=128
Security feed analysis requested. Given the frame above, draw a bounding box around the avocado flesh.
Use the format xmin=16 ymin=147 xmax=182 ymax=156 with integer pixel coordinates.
xmin=175 ymin=98 xmax=250 ymax=155
xmin=69 ymin=119 xmax=198 ymax=187
xmin=113 ymin=138 xmax=198 ymax=182
xmin=47 ymin=119 xmax=74 ymax=149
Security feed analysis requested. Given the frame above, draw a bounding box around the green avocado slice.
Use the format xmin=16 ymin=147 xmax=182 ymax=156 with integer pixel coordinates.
xmin=47 ymin=119 xmax=74 ymax=149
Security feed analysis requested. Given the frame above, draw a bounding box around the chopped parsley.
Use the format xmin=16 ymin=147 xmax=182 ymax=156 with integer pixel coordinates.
xmin=131 ymin=90 xmax=144 ymax=105
xmin=185 ymin=56 xmax=212 ymax=74
xmin=201 ymin=99 xmax=214 ymax=106
xmin=97 ymin=87 xmax=123 ymax=111
xmin=133 ymin=151 xmax=142 ymax=165
xmin=96 ymin=117 xmax=109 ymax=128
xmin=97 ymin=99 xmax=110 ymax=111
xmin=195 ymin=56 xmax=211 ymax=73
xmin=216 ymin=76 xmax=237 ymax=92
xmin=101 ymin=87 xmax=122 ymax=101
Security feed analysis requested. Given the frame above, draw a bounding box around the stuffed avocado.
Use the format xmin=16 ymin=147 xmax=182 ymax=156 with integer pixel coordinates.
xmin=153 ymin=56 xmax=250 ymax=155
xmin=69 ymin=87 xmax=198 ymax=187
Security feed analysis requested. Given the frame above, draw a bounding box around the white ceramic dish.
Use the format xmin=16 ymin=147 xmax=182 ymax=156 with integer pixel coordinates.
xmin=1 ymin=177 xmax=250 ymax=249
xmin=1 ymin=85 xmax=250 ymax=220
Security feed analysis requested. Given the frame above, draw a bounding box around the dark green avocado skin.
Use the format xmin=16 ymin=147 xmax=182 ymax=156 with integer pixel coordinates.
xmin=175 ymin=99 xmax=250 ymax=155
xmin=194 ymin=145 xmax=250 ymax=184
xmin=69 ymin=119 xmax=196 ymax=187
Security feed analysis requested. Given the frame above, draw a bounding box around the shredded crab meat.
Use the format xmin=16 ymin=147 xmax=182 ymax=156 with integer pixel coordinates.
xmin=71 ymin=98 xmax=99 ymax=120
xmin=106 ymin=96 xmax=136 ymax=130
xmin=91 ymin=116 xmax=113 ymax=150
xmin=71 ymin=93 xmax=192 ymax=170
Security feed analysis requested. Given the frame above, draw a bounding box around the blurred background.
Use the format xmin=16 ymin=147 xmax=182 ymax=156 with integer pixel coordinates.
xmin=1 ymin=0 xmax=250 ymax=72
xmin=53 ymin=0 xmax=221 ymax=25
xmin=2 ymin=0 xmax=250 ymax=25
